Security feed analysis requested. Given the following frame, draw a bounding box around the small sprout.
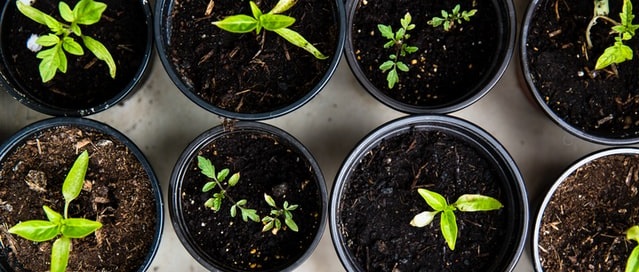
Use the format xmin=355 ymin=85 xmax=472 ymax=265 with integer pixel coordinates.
xmin=212 ymin=0 xmax=327 ymax=59
xmin=8 ymin=151 xmax=102 ymax=272
xmin=586 ymin=0 xmax=639 ymax=70
xmin=377 ymin=12 xmax=419 ymax=89
xmin=410 ymin=188 xmax=503 ymax=250
xmin=261 ymin=193 xmax=299 ymax=235
xmin=16 ymin=0 xmax=116 ymax=82
xmin=626 ymin=225 xmax=639 ymax=272
xmin=428 ymin=4 xmax=478 ymax=32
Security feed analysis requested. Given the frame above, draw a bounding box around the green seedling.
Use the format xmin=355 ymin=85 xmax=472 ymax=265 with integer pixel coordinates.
xmin=8 ymin=151 xmax=102 ymax=272
xmin=626 ymin=225 xmax=639 ymax=272
xmin=261 ymin=193 xmax=299 ymax=235
xmin=16 ymin=0 xmax=116 ymax=82
xmin=586 ymin=0 xmax=639 ymax=70
xmin=378 ymin=12 xmax=419 ymax=89
xmin=198 ymin=156 xmax=259 ymax=222
xmin=410 ymin=188 xmax=503 ymax=250
xmin=212 ymin=0 xmax=327 ymax=59
xmin=428 ymin=4 xmax=478 ymax=32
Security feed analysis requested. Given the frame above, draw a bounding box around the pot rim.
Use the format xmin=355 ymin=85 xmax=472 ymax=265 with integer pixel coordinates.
xmin=343 ymin=0 xmax=516 ymax=114
xmin=329 ymin=114 xmax=529 ymax=271
xmin=531 ymin=147 xmax=639 ymax=271
xmin=168 ymin=121 xmax=327 ymax=271
xmin=0 ymin=0 xmax=154 ymax=117
xmin=0 ymin=117 xmax=164 ymax=272
xmin=153 ymin=0 xmax=346 ymax=121
xmin=519 ymin=0 xmax=639 ymax=145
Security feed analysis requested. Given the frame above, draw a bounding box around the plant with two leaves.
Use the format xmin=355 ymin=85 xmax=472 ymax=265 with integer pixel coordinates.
xmin=16 ymin=0 xmax=116 ymax=83
xmin=212 ymin=0 xmax=327 ymax=59
xmin=378 ymin=12 xmax=419 ymax=89
xmin=585 ymin=0 xmax=639 ymax=70
xmin=409 ymin=188 xmax=503 ymax=250
xmin=198 ymin=156 xmax=259 ymax=222
xmin=428 ymin=4 xmax=478 ymax=32
xmin=8 ymin=151 xmax=102 ymax=272
xmin=626 ymin=225 xmax=639 ymax=272
xmin=262 ymin=193 xmax=299 ymax=235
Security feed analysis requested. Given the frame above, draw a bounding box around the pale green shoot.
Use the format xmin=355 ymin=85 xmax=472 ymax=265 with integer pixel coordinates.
xmin=261 ymin=193 xmax=299 ymax=235
xmin=378 ymin=12 xmax=419 ymax=89
xmin=586 ymin=0 xmax=639 ymax=70
xmin=410 ymin=188 xmax=503 ymax=250
xmin=428 ymin=4 xmax=478 ymax=32
xmin=626 ymin=225 xmax=639 ymax=272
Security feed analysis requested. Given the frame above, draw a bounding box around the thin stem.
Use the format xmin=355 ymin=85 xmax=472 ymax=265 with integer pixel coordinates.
xmin=586 ymin=15 xmax=619 ymax=49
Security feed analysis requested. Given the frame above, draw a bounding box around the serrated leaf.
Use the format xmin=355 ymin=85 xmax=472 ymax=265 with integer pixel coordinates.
xmin=60 ymin=218 xmax=102 ymax=238
xmin=82 ymin=35 xmax=116 ymax=78
xmin=377 ymin=24 xmax=394 ymax=40
xmin=59 ymin=1 xmax=74 ymax=23
xmin=62 ymin=37 xmax=84 ymax=55
xmin=595 ymin=42 xmax=633 ymax=70
xmin=8 ymin=220 xmax=59 ymax=242
xmin=216 ymin=168 xmax=229 ymax=182
xmin=396 ymin=61 xmax=409 ymax=72
xmin=453 ymin=194 xmax=504 ymax=212
xmin=260 ymin=14 xmax=295 ymax=31
xmin=452 ymin=4 xmax=461 ymax=15
xmin=441 ymin=210 xmax=458 ymax=250
xmin=273 ymin=28 xmax=328 ymax=59
xmin=242 ymin=208 xmax=260 ymax=222
xmin=51 ymin=237 xmax=71 ymax=272
xmin=213 ymin=14 xmax=258 ymax=33
xmin=72 ymin=0 xmax=107 ymax=25
xmin=395 ymin=28 xmax=405 ymax=41
xmin=62 ymin=151 xmax=89 ymax=204
xmin=400 ymin=12 xmax=412 ymax=29
xmin=197 ymin=156 xmax=216 ymax=179
xmin=417 ymin=188 xmax=448 ymax=211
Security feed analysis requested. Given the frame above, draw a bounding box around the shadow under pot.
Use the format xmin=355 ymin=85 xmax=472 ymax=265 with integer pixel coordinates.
xmin=330 ymin=115 xmax=528 ymax=271
xmin=344 ymin=0 xmax=516 ymax=114
xmin=533 ymin=148 xmax=639 ymax=271
xmin=154 ymin=0 xmax=345 ymax=120
xmin=0 ymin=0 xmax=153 ymax=116
xmin=521 ymin=0 xmax=639 ymax=145
xmin=169 ymin=121 xmax=327 ymax=271
xmin=0 ymin=117 xmax=163 ymax=271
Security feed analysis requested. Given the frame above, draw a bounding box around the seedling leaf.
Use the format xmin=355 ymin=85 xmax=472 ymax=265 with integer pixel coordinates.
xmin=62 ymin=150 xmax=89 ymax=205
xmin=213 ymin=14 xmax=259 ymax=33
xmin=441 ymin=209 xmax=458 ymax=250
xmin=51 ymin=237 xmax=71 ymax=272
xmin=453 ymin=194 xmax=504 ymax=212
xmin=82 ymin=35 xmax=116 ymax=79
xmin=8 ymin=220 xmax=59 ymax=242
xmin=61 ymin=218 xmax=102 ymax=238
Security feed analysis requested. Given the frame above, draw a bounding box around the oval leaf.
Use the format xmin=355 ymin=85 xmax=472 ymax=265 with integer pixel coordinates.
xmin=440 ymin=210 xmax=458 ymax=250
xmin=213 ymin=15 xmax=258 ymax=33
xmin=72 ymin=0 xmax=107 ymax=25
xmin=273 ymin=28 xmax=327 ymax=59
xmin=202 ymin=181 xmax=216 ymax=192
xmin=36 ymin=34 xmax=61 ymax=47
xmin=8 ymin=220 xmax=59 ymax=242
xmin=285 ymin=217 xmax=298 ymax=232
xmin=59 ymin=1 xmax=74 ymax=23
xmin=417 ymin=188 xmax=448 ymax=211
xmin=626 ymin=245 xmax=639 ymax=272
xmin=51 ymin=236 xmax=71 ymax=272
xmin=61 ymin=218 xmax=102 ymax=238
xmin=628 ymin=226 xmax=639 ymax=242
xmin=62 ymin=37 xmax=84 ymax=56
xmin=228 ymin=172 xmax=240 ymax=186
xmin=260 ymin=14 xmax=295 ymax=31
xmin=264 ymin=194 xmax=276 ymax=207
xmin=62 ymin=150 xmax=89 ymax=204
xmin=82 ymin=36 xmax=116 ymax=78
xmin=197 ymin=156 xmax=216 ymax=179
xmin=453 ymin=194 xmax=504 ymax=212
xmin=410 ymin=211 xmax=439 ymax=227
xmin=43 ymin=206 xmax=63 ymax=224
xmin=217 ymin=168 xmax=229 ymax=182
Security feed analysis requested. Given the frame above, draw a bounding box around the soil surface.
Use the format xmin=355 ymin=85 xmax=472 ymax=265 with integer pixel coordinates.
xmin=351 ymin=0 xmax=502 ymax=107
xmin=167 ymin=0 xmax=340 ymax=114
xmin=2 ymin=0 xmax=148 ymax=111
xmin=537 ymin=154 xmax=639 ymax=271
xmin=337 ymin=129 xmax=509 ymax=271
xmin=525 ymin=0 xmax=639 ymax=139
xmin=179 ymin=129 xmax=323 ymax=271
xmin=0 ymin=126 xmax=158 ymax=271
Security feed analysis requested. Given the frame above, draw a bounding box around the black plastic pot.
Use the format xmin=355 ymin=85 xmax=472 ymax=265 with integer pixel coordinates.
xmin=330 ymin=115 xmax=528 ymax=271
xmin=532 ymin=148 xmax=639 ymax=271
xmin=0 ymin=0 xmax=154 ymax=116
xmin=344 ymin=0 xmax=516 ymax=114
xmin=169 ymin=121 xmax=327 ymax=271
xmin=0 ymin=117 xmax=163 ymax=271
xmin=154 ymin=0 xmax=345 ymax=121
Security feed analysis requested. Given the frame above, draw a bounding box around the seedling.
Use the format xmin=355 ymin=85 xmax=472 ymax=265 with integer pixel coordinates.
xmin=378 ymin=12 xmax=419 ymax=89
xmin=198 ymin=156 xmax=259 ymax=222
xmin=410 ymin=188 xmax=503 ymax=250
xmin=212 ymin=0 xmax=327 ymax=59
xmin=586 ymin=0 xmax=639 ymax=70
xmin=626 ymin=225 xmax=639 ymax=272
xmin=8 ymin=151 xmax=102 ymax=272
xmin=16 ymin=0 xmax=116 ymax=83
xmin=261 ymin=193 xmax=299 ymax=235
xmin=428 ymin=4 xmax=478 ymax=32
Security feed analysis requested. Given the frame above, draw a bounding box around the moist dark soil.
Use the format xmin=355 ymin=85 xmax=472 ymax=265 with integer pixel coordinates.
xmin=351 ymin=0 xmax=501 ymax=107
xmin=167 ymin=0 xmax=340 ymax=115
xmin=525 ymin=0 xmax=639 ymax=139
xmin=0 ymin=126 xmax=158 ymax=271
xmin=337 ymin=129 xmax=509 ymax=271
xmin=179 ymin=129 xmax=323 ymax=271
xmin=1 ymin=0 xmax=148 ymax=110
xmin=537 ymin=154 xmax=639 ymax=271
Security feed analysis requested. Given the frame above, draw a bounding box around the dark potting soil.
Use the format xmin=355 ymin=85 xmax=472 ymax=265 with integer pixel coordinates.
xmin=338 ymin=129 xmax=508 ymax=271
xmin=351 ymin=0 xmax=501 ymax=107
xmin=538 ymin=154 xmax=639 ymax=271
xmin=168 ymin=0 xmax=340 ymax=114
xmin=2 ymin=0 xmax=148 ymax=110
xmin=525 ymin=0 xmax=639 ymax=139
xmin=179 ymin=130 xmax=323 ymax=271
xmin=0 ymin=126 xmax=158 ymax=271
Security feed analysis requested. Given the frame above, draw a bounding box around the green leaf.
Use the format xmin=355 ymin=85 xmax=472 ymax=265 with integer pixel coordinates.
xmin=410 ymin=211 xmax=439 ymax=227
xmin=36 ymin=47 xmax=62 ymax=82
xmin=62 ymin=151 xmax=89 ymax=205
xmin=627 ymin=245 xmax=639 ymax=272
xmin=428 ymin=17 xmax=444 ymax=28
xmin=395 ymin=28 xmax=406 ymax=41
xmin=629 ymin=226 xmax=639 ymax=242
xmin=236 ymin=199 xmax=247 ymax=206
xmin=273 ymin=28 xmax=328 ymax=59
xmin=8 ymin=220 xmax=59 ymax=242
xmin=285 ymin=217 xmax=298 ymax=232
xmin=396 ymin=61 xmax=409 ymax=72
xmin=440 ymin=209 xmax=458 ymax=250
xmin=286 ymin=203 xmax=298 ymax=211
xmin=379 ymin=60 xmax=394 ymax=72
xmin=444 ymin=21 xmax=452 ymax=31
xmin=51 ymin=236 xmax=71 ymax=272
xmin=463 ymin=9 xmax=478 ymax=21
xmin=404 ymin=46 xmax=419 ymax=54
xmin=621 ymin=0 xmax=635 ymax=28
xmin=228 ymin=173 xmax=240 ymax=186
xmin=43 ymin=206 xmax=63 ymax=224
xmin=260 ymin=14 xmax=295 ymax=31
xmin=202 ymin=181 xmax=216 ymax=192
xmin=268 ymin=0 xmax=298 ymax=14
xmin=452 ymin=4 xmax=461 ymax=15
xmin=16 ymin=1 xmax=56 ymax=26
xmin=59 ymin=2 xmax=74 ymax=23
xmin=595 ymin=42 xmax=633 ymax=70
xmin=62 ymin=37 xmax=84 ymax=55
xmin=378 ymin=24 xmax=394 ymax=40
xmin=209 ymin=195 xmax=222 ymax=211
xmin=386 ymin=68 xmax=398 ymax=89
xmin=230 ymin=204 xmax=237 ymax=217
xmin=264 ymin=194 xmax=277 ymax=207
xmin=71 ymin=23 xmax=82 ymax=36
xmin=37 ymin=34 xmax=61 ymax=47
xmin=72 ymin=0 xmax=107 ymax=25
xmin=82 ymin=35 xmax=116 ymax=79
xmin=241 ymin=208 xmax=260 ymax=222
xmin=61 ymin=218 xmax=102 ymax=238
xmin=216 ymin=168 xmax=229 ymax=182
xmin=453 ymin=194 xmax=504 ymax=212
xmin=213 ymin=15 xmax=259 ymax=33
xmin=400 ymin=12 xmax=412 ymax=30
xmin=197 ymin=156 xmax=216 ymax=179
xmin=417 ymin=189 xmax=448 ymax=211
